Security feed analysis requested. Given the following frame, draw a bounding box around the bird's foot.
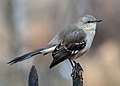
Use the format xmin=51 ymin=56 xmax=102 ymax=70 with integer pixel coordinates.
xmin=71 ymin=61 xmax=83 ymax=80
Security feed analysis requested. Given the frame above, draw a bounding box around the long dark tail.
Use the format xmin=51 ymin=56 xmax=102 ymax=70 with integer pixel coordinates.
xmin=7 ymin=48 xmax=45 ymax=65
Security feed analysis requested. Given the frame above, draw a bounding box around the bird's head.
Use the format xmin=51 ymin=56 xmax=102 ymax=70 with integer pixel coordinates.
xmin=78 ymin=15 xmax=102 ymax=35
xmin=79 ymin=15 xmax=102 ymax=31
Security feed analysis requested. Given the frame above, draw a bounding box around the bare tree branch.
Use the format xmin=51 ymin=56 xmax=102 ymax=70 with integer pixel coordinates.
xmin=28 ymin=65 xmax=38 ymax=86
xmin=71 ymin=62 xmax=83 ymax=86
xmin=28 ymin=63 xmax=83 ymax=86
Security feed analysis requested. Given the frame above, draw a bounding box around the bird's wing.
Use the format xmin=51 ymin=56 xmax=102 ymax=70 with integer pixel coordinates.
xmin=49 ymin=25 xmax=86 ymax=68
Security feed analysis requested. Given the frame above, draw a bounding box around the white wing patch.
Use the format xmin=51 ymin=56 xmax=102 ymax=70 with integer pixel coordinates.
xmin=41 ymin=46 xmax=56 ymax=54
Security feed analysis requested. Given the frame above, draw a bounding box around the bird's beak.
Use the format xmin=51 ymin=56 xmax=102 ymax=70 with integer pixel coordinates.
xmin=95 ymin=19 xmax=102 ymax=22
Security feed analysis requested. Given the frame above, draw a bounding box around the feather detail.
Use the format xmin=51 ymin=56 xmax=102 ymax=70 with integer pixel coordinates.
xmin=49 ymin=41 xmax=86 ymax=68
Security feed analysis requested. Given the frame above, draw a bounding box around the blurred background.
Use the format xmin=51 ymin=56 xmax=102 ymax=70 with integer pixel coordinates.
xmin=0 ymin=0 xmax=120 ymax=86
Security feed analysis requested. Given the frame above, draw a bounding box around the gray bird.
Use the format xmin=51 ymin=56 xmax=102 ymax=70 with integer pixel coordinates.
xmin=7 ymin=15 xmax=102 ymax=68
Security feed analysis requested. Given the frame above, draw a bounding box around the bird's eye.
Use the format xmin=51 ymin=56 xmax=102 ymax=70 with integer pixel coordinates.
xmin=87 ymin=21 xmax=92 ymax=23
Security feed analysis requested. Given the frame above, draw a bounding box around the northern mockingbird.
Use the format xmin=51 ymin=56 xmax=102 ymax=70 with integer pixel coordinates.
xmin=7 ymin=15 xmax=102 ymax=68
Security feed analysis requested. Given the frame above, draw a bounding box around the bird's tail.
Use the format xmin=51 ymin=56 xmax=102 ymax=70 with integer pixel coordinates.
xmin=7 ymin=48 xmax=44 ymax=65
xmin=7 ymin=46 xmax=56 ymax=65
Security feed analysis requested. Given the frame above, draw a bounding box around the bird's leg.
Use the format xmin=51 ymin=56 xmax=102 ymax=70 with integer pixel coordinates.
xmin=70 ymin=60 xmax=83 ymax=80
xmin=73 ymin=60 xmax=83 ymax=71
xmin=69 ymin=59 xmax=74 ymax=67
